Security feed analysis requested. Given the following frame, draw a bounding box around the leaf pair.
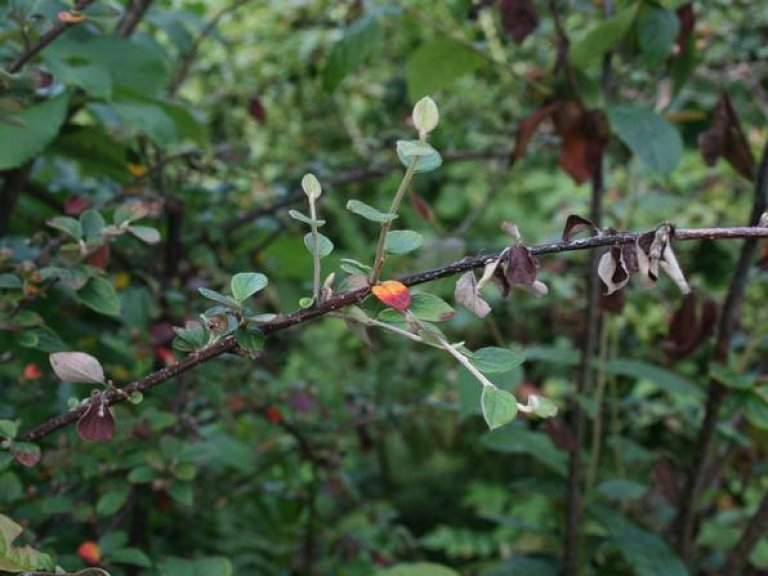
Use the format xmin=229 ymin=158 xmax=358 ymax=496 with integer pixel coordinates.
xmin=49 ymin=352 xmax=115 ymax=442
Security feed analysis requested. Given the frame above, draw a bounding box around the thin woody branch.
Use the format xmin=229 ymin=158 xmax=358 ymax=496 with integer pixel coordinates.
xmin=6 ymin=0 xmax=95 ymax=74
xmin=675 ymin=139 xmax=768 ymax=565
xmin=16 ymin=225 xmax=768 ymax=443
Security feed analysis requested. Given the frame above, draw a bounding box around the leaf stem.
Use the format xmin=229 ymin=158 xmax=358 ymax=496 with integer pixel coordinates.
xmin=308 ymin=197 xmax=321 ymax=303
xmin=369 ymin=159 xmax=418 ymax=284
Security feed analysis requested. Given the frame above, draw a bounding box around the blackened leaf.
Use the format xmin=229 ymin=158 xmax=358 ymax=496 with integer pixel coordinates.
xmin=455 ymin=271 xmax=492 ymax=318
xmin=562 ymin=214 xmax=599 ymax=241
xmin=77 ymin=399 xmax=115 ymax=442
xmin=698 ymin=91 xmax=754 ymax=181
xmin=499 ymin=0 xmax=539 ymax=44
xmin=510 ymin=102 xmax=559 ymax=167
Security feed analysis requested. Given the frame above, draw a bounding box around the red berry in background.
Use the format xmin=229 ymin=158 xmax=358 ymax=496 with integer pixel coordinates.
xmin=77 ymin=540 xmax=101 ymax=564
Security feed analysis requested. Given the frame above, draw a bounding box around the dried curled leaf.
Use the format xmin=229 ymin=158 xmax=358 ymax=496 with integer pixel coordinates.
xmin=597 ymin=247 xmax=629 ymax=295
xmin=636 ymin=224 xmax=690 ymax=294
xmin=562 ymin=214 xmax=599 ymax=241
xmin=455 ymin=271 xmax=492 ymax=318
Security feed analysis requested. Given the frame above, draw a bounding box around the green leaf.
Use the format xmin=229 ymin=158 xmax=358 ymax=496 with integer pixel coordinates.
xmin=596 ymin=479 xmax=648 ymax=502
xmin=396 ymin=140 xmax=443 ymax=173
xmin=159 ymin=556 xmax=233 ymax=576
xmin=468 ymin=347 xmax=525 ymax=374
xmin=114 ymin=202 xmax=149 ymax=225
xmin=288 ymin=209 xmax=325 ymax=227
xmin=481 ymin=386 xmax=518 ymax=430
xmin=80 ymin=209 xmax=106 ymax=243
xmin=571 ymin=5 xmax=638 ymax=69
xmin=324 ymin=16 xmax=384 ymax=92
xmin=235 ymin=329 xmax=264 ymax=354
xmin=409 ymin=293 xmax=455 ymax=323
xmin=198 ymin=287 xmax=240 ymax=308
xmin=340 ymin=258 xmax=372 ymax=275
xmin=47 ymin=216 xmax=83 ymax=240
xmin=744 ymin=393 xmax=768 ymax=430
xmin=637 ymin=4 xmax=680 ymax=69
xmin=529 ymin=395 xmax=558 ymax=418
xmin=168 ymin=482 xmax=193 ymax=506
xmin=96 ymin=485 xmax=130 ymax=516
xmin=592 ymin=506 xmax=688 ymax=576
xmin=0 ymin=93 xmax=70 ymax=170
xmin=304 ymin=232 xmax=334 ymax=258
xmin=406 ymin=35 xmax=486 ymax=100
xmin=482 ymin=427 xmax=567 ymax=475
xmin=45 ymin=36 xmax=168 ymax=96
xmin=604 ymin=358 xmax=701 ymax=399
xmin=377 ymin=563 xmax=461 ymax=576
xmin=385 ymin=230 xmax=424 ymax=255
xmin=0 ymin=514 xmax=55 ymax=572
xmin=346 ymin=199 xmax=398 ymax=223
xmin=230 ymin=272 xmax=268 ymax=302
xmin=128 ymin=225 xmax=161 ymax=244
xmin=0 ymin=420 xmax=18 ymax=439
xmin=44 ymin=55 xmax=113 ymax=99
xmin=0 ymin=273 xmax=21 ymax=289
xmin=110 ymin=547 xmax=153 ymax=568
xmin=607 ymin=105 xmax=683 ymax=176
xmin=77 ymin=277 xmax=121 ymax=317
xmin=127 ymin=466 xmax=157 ymax=484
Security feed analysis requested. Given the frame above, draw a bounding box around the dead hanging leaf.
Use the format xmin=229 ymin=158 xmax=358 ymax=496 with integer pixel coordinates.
xmin=491 ymin=244 xmax=548 ymax=297
xmin=248 ymin=96 xmax=266 ymax=124
xmin=499 ymin=0 xmax=540 ymax=44
xmin=698 ymin=91 xmax=755 ymax=181
xmin=597 ymin=247 xmax=629 ymax=295
xmin=663 ymin=292 xmax=717 ymax=359
xmin=510 ymin=102 xmax=559 ymax=167
xmin=505 ymin=244 xmax=538 ymax=285
xmin=600 ymin=289 xmax=625 ymax=314
xmin=77 ymin=397 xmax=115 ymax=442
xmin=636 ymin=224 xmax=690 ymax=294
xmin=562 ymin=214 xmax=599 ymax=241
xmin=455 ymin=271 xmax=492 ymax=318
xmin=410 ymin=191 xmax=435 ymax=223
xmin=675 ymin=4 xmax=695 ymax=53
xmin=660 ymin=243 xmax=691 ymax=294
xmin=554 ymin=103 xmax=610 ymax=185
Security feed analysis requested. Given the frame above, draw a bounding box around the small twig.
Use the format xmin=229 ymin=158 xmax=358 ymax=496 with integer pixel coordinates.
xmin=370 ymin=159 xmax=417 ymax=284
xmin=114 ymin=0 xmax=154 ymax=38
xmin=674 ymin=140 xmax=768 ymax=565
xmin=6 ymin=0 xmax=95 ymax=74
xmin=16 ymin=225 xmax=768 ymax=443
